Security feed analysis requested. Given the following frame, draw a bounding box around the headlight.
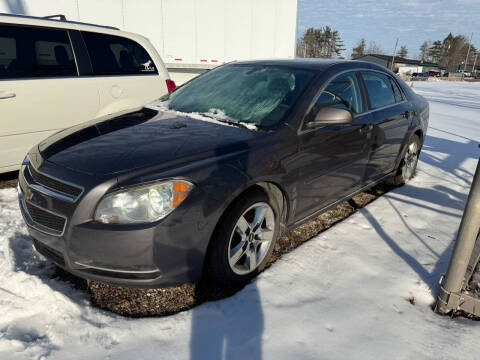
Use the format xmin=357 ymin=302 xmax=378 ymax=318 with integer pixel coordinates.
xmin=94 ymin=180 xmax=194 ymax=224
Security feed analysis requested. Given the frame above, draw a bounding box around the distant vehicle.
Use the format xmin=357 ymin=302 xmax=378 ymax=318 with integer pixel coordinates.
xmin=411 ymin=72 xmax=428 ymax=81
xmin=0 ymin=13 xmax=174 ymax=173
xmin=18 ymin=59 xmax=429 ymax=287
xmin=456 ymin=70 xmax=472 ymax=77
xmin=427 ymin=71 xmax=440 ymax=77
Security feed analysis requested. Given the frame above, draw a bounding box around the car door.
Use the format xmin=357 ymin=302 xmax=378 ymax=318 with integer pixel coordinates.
xmin=360 ymin=71 xmax=411 ymax=182
xmin=80 ymin=31 xmax=166 ymax=117
xmin=294 ymin=71 xmax=374 ymax=223
xmin=0 ymin=24 xmax=99 ymax=171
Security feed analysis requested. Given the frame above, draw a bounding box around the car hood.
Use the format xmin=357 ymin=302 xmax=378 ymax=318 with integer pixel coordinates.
xmin=38 ymin=108 xmax=265 ymax=175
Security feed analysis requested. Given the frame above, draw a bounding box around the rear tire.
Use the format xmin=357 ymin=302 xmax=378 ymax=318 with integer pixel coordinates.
xmin=206 ymin=189 xmax=280 ymax=285
xmin=388 ymin=135 xmax=422 ymax=186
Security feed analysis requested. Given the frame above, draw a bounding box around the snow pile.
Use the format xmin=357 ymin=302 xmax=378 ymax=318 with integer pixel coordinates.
xmin=1 ymin=81 xmax=480 ymax=359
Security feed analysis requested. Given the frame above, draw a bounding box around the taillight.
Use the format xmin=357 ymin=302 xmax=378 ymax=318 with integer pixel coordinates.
xmin=166 ymin=79 xmax=176 ymax=93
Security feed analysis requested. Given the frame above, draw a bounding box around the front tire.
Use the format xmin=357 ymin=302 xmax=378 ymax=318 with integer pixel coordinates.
xmin=206 ymin=189 xmax=280 ymax=285
xmin=388 ymin=135 xmax=422 ymax=186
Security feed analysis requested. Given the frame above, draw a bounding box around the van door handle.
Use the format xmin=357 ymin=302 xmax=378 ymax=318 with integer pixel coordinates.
xmin=0 ymin=91 xmax=16 ymax=99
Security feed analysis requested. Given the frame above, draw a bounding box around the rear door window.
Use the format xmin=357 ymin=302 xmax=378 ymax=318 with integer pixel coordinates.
xmin=0 ymin=24 xmax=77 ymax=79
xmin=361 ymin=72 xmax=396 ymax=109
xmin=81 ymin=32 xmax=157 ymax=76
xmin=390 ymin=78 xmax=404 ymax=102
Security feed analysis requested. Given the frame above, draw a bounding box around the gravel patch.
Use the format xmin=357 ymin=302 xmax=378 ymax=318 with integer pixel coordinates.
xmin=0 ymin=171 xmax=18 ymax=189
xmin=89 ymin=183 xmax=394 ymax=317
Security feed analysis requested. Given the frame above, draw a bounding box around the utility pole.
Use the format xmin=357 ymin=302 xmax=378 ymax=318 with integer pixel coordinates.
xmin=473 ymin=53 xmax=478 ymax=77
xmin=391 ymin=38 xmax=398 ymax=71
xmin=463 ymin=33 xmax=473 ymax=74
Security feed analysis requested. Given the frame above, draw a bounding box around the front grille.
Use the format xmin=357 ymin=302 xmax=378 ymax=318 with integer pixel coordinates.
xmin=28 ymin=164 xmax=82 ymax=198
xmin=32 ymin=239 xmax=65 ymax=267
xmin=25 ymin=201 xmax=66 ymax=234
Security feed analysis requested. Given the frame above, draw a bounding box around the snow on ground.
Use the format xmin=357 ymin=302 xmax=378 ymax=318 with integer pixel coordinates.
xmin=1 ymin=81 xmax=480 ymax=360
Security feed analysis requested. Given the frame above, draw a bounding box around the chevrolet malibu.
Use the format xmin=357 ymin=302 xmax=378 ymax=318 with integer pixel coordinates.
xmin=18 ymin=59 xmax=429 ymax=287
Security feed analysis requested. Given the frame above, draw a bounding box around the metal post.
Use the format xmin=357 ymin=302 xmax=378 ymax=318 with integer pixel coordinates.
xmin=463 ymin=33 xmax=473 ymax=74
xmin=473 ymin=54 xmax=478 ymax=77
xmin=435 ymin=157 xmax=480 ymax=314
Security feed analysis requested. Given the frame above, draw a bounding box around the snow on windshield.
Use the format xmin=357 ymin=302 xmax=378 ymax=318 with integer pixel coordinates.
xmin=145 ymin=100 xmax=258 ymax=130
xmin=155 ymin=65 xmax=315 ymax=128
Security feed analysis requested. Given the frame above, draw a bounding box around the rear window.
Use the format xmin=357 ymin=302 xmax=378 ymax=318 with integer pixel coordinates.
xmin=0 ymin=24 xmax=76 ymax=79
xmin=82 ymin=32 xmax=157 ymax=76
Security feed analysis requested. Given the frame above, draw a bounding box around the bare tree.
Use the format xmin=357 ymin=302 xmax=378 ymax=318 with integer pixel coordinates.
xmin=366 ymin=41 xmax=384 ymax=55
xmin=419 ymin=41 xmax=431 ymax=62
xmin=398 ymin=45 xmax=408 ymax=58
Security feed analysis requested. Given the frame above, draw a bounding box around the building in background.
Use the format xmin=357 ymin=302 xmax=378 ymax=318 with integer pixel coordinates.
xmin=446 ymin=63 xmax=479 ymax=75
xmin=0 ymin=0 xmax=298 ymax=84
xmin=355 ymin=54 xmax=441 ymax=75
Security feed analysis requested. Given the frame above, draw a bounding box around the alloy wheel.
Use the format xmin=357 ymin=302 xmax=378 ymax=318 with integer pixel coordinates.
xmin=403 ymin=140 xmax=419 ymax=181
xmin=227 ymin=202 xmax=275 ymax=275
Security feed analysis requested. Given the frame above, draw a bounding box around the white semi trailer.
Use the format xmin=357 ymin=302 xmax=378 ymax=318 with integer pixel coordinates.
xmin=0 ymin=0 xmax=298 ymax=84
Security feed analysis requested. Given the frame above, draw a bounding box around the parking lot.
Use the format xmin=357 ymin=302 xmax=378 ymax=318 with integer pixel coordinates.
xmin=1 ymin=81 xmax=480 ymax=359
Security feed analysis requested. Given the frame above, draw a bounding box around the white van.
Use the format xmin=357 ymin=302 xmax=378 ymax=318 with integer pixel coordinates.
xmin=0 ymin=13 xmax=175 ymax=173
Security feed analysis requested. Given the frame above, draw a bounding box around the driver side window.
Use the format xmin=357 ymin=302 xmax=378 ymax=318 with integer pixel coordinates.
xmin=307 ymin=72 xmax=363 ymax=123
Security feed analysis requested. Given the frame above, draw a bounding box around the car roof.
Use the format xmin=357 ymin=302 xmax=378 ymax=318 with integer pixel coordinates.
xmin=233 ymin=58 xmax=389 ymax=72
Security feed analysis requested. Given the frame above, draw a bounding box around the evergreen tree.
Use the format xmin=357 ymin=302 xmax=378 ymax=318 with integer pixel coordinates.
xmin=297 ymin=26 xmax=345 ymax=58
xmin=351 ymin=38 xmax=366 ymax=59
xmin=425 ymin=34 xmax=477 ymax=67
xmin=428 ymin=40 xmax=443 ymax=63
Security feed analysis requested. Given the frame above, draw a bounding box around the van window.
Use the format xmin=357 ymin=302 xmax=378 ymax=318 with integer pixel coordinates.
xmin=361 ymin=72 xmax=396 ymax=109
xmin=0 ymin=25 xmax=77 ymax=79
xmin=81 ymin=32 xmax=158 ymax=76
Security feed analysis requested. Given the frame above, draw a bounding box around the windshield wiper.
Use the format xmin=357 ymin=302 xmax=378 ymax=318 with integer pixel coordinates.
xmin=199 ymin=113 xmax=253 ymax=130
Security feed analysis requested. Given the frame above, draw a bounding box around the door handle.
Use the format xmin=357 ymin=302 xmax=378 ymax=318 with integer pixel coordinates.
xmin=359 ymin=124 xmax=373 ymax=134
xmin=0 ymin=91 xmax=16 ymax=99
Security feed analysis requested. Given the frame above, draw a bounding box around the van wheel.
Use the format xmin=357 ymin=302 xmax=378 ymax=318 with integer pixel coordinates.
xmin=388 ymin=135 xmax=421 ymax=186
xmin=206 ymin=189 xmax=279 ymax=285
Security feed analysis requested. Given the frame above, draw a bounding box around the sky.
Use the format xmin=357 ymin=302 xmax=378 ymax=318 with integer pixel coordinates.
xmin=297 ymin=0 xmax=480 ymax=59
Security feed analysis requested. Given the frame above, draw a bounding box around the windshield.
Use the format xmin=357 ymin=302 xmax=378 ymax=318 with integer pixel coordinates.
xmin=160 ymin=64 xmax=316 ymax=128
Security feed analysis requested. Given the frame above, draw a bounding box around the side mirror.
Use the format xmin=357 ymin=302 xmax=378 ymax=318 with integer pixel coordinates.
xmin=306 ymin=106 xmax=354 ymax=129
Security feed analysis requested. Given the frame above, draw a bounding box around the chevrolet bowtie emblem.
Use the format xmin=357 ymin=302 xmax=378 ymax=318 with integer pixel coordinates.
xmin=24 ymin=187 xmax=33 ymax=201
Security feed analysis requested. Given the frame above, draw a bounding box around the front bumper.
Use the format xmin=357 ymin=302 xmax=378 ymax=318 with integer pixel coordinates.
xmin=18 ymin=155 xmax=215 ymax=287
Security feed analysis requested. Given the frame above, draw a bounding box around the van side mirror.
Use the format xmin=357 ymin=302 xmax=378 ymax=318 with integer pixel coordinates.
xmin=306 ymin=106 xmax=354 ymax=129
